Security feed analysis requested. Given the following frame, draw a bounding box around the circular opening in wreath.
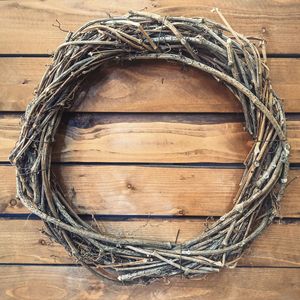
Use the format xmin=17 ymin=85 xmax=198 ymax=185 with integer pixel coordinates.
xmin=53 ymin=60 xmax=252 ymax=225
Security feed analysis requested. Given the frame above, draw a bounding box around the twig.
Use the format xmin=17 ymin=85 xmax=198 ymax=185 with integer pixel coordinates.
xmin=9 ymin=9 xmax=289 ymax=285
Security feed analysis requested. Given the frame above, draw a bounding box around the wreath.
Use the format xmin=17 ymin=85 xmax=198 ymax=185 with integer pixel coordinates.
xmin=9 ymin=9 xmax=290 ymax=284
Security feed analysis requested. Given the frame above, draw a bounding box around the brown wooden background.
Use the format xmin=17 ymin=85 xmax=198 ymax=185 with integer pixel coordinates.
xmin=0 ymin=1 xmax=300 ymax=299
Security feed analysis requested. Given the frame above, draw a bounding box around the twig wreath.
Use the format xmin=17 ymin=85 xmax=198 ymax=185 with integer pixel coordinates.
xmin=9 ymin=9 xmax=290 ymax=284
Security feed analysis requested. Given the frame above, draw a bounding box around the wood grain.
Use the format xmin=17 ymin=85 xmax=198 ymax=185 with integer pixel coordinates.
xmin=0 ymin=1 xmax=299 ymax=298
xmin=1 ymin=58 xmax=299 ymax=113
xmin=0 ymin=219 xmax=299 ymax=267
xmin=1 ymin=165 xmax=300 ymax=217
xmin=1 ymin=0 xmax=300 ymax=54
xmin=0 ymin=265 xmax=299 ymax=300
xmin=1 ymin=115 xmax=300 ymax=163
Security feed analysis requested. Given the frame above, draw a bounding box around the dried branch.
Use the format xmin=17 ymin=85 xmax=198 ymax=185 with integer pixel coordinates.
xmin=9 ymin=9 xmax=290 ymax=285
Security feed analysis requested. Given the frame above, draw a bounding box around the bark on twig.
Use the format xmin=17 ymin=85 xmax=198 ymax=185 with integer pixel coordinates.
xmin=9 ymin=9 xmax=290 ymax=285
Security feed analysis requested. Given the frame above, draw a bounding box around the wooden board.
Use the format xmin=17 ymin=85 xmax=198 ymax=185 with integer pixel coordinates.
xmin=1 ymin=115 xmax=300 ymax=163
xmin=2 ymin=165 xmax=300 ymax=217
xmin=1 ymin=0 xmax=300 ymax=54
xmin=0 ymin=219 xmax=299 ymax=267
xmin=1 ymin=58 xmax=300 ymax=113
xmin=1 ymin=1 xmax=300 ymax=298
xmin=0 ymin=265 xmax=299 ymax=300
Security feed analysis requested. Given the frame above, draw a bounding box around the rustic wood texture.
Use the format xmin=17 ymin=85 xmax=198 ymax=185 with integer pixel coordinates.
xmin=1 ymin=165 xmax=300 ymax=217
xmin=0 ymin=266 xmax=299 ymax=300
xmin=1 ymin=115 xmax=300 ymax=163
xmin=1 ymin=0 xmax=300 ymax=54
xmin=1 ymin=58 xmax=299 ymax=113
xmin=1 ymin=0 xmax=300 ymax=298
xmin=0 ymin=219 xmax=299 ymax=267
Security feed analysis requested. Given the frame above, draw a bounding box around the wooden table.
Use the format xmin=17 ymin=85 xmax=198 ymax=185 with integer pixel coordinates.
xmin=0 ymin=1 xmax=300 ymax=299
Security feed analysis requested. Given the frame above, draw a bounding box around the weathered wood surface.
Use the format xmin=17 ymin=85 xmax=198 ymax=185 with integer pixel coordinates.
xmin=0 ymin=219 xmax=299 ymax=267
xmin=1 ymin=165 xmax=300 ymax=217
xmin=1 ymin=115 xmax=300 ymax=163
xmin=0 ymin=266 xmax=299 ymax=300
xmin=0 ymin=58 xmax=299 ymax=113
xmin=1 ymin=0 xmax=300 ymax=54
xmin=1 ymin=0 xmax=300 ymax=298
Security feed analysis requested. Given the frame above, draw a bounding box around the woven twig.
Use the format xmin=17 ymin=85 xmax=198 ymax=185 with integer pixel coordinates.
xmin=9 ymin=9 xmax=290 ymax=285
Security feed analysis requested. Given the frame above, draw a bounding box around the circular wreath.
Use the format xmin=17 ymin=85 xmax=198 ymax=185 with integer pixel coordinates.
xmin=9 ymin=9 xmax=290 ymax=284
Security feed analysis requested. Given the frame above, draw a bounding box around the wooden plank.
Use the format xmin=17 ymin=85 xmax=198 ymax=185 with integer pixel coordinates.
xmin=0 ymin=58 xmax=50 ymax=112
xmin=1 ymin=58 xmax=299 ymax=113
xmin=0 ymin=265 xmax=299 ymax=300
xmin=2 ymin=165 xmax=300 ymax=217
xmin=0 ymin=1 xmax=300 ymax=54
xmin=0 ymin=217 xmax=294 ymax=266
xmin=1 ymin=115 xmax=300 ymax=163
xmin=0 ymin=219 xmax=299 ymax=267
